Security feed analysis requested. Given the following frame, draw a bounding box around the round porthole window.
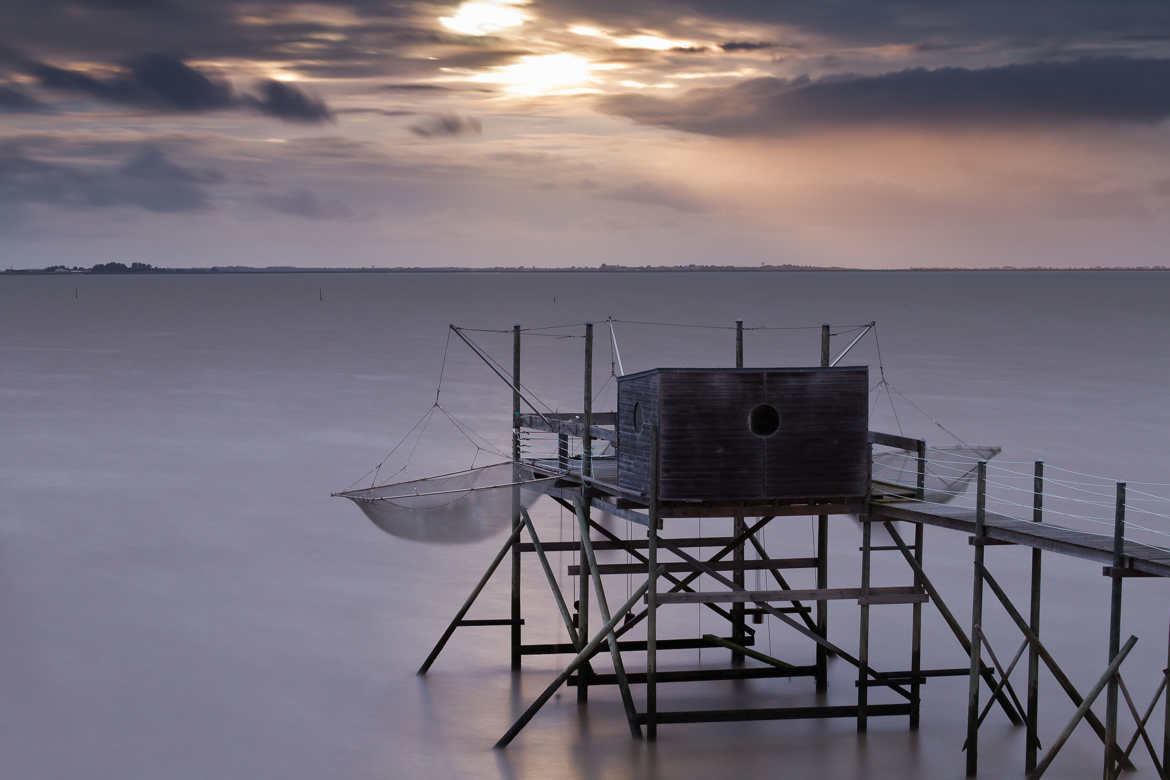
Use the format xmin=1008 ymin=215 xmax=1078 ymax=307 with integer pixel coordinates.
xmin=632 ymin=402 xmax=644 ymax=434
xmin=748 ymin=403 xmax=781 ymax=437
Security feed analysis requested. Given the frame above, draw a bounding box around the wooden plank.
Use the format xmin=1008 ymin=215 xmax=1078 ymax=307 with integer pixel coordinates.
xmin=517 ymin=413 xmax=618 ymax=442
xmin=568 ymin=665 xmax=818 ymax=686
xmin=567 ymin=557 xmax=819 ymax=576
xmin=637 ymin=703 xmax=912 ymax=725
xmin=869 ymin=431 xmax=923 ymax=451
xmin=519 ymin=536 xmax=741 ymax=553
xmin=656 ymin=586 xmax=925 ymax=605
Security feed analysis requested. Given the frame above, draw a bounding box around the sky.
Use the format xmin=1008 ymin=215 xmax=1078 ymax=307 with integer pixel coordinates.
xmin=2 ymin=1 xmax=1169 ymax=269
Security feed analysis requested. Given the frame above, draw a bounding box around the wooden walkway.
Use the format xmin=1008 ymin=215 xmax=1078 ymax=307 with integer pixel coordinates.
xmin=872 ymin=501 xmax=1170 ymax=578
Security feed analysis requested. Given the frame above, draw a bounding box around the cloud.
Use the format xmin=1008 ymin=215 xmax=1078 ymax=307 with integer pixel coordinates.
xmin=27 ymin=54 xmax=333 ymax=122
xmin=243 ymin=80 xmax=333 ymax=122
xmin=261 ymin=188 xmax=353 ymax=219
xmin=408 ymin=113 xmax=482 ymax=138
xmin=0 ymin=84 xmax=47 ymax=112
xmin=599 ymin=58 xmax=1170 ymax=136
xmin=605 ymin=181 xmax=706 ymax=213
xmin=719 ymin=41 xmax=778 ymax=52
xmin=0 ymin=143 xmax=219 ymax=214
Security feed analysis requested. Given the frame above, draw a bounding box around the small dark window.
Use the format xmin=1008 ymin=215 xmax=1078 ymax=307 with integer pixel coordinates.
xmin=632 ymin=402 xmax=644 ymax=434
xmin=748 ymin=404 xmax=780 ymax=437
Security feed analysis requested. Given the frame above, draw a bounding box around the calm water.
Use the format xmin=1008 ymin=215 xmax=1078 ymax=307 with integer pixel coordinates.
xmin=2 ymin=271 xmax=1168 ymax=779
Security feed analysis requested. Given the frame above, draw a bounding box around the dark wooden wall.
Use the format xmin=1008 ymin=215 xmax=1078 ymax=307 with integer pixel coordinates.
xmin=617 ymin=367 xmax=869 ymax=501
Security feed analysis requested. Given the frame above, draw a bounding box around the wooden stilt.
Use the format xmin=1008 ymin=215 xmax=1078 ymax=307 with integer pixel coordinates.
xmin=578 ymin=322 xmax=593 ymax=704
xmin=911 ymin=521 xmax=924 ymax=729
xmin=858 ymin=512 xmax=872 ymax=732
xmin=647 ymin=429 xmax=660 ymax=740
xmin=1026 ymin=461 xmax=1044 ymax=773
xmin=966 ymin=461 xmax=987 ymax=776
xmin=510 ymin=323 xmax=522 ymax=671
xmin=817 ymin=322 xmax=832 ymax=691
xmin=732 ymin=319 xmax=746 ymax=665
xmin=1104 ymin=482 xmax=1126 ymax=780
xmin=520 ymin=508 xmax=579 ymax=646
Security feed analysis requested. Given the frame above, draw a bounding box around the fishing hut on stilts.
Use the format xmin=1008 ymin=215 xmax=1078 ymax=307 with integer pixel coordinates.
xmin=335 ymin=320 xmax=1170 ymax=778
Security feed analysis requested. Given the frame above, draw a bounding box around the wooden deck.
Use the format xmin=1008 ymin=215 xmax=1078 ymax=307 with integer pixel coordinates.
xmin=871 ymin=501 xmax=1170 ymax=578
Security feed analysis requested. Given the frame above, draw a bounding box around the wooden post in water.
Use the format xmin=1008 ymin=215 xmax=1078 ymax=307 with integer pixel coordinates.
xmin=857 ymin=507 xmax=871 ymax=732
xmin=966 ymin=461 xmax=988 ymax=776
xmin=1104 ymin=482 xmax=1126 ymax=780
xmin=1026 ymin=461 xmax=1044 ymax=773
xmin=817 ymin=322 xmax=831 ymax=691
xmin=647 ymin=428 xmax=660 ymax=739
xmin=732 ymin=319 xmax=746 ymax=665
xmin=910 ymin=438 xmax=926 ymax=727
xmin=578 ymin=321 xmax=593 ymax=704
xmin=511 ymin=324 xmax=522 ymax=671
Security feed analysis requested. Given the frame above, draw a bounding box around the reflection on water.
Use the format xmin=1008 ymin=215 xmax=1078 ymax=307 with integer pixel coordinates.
xmin=0 ymin=270 xmax=1167 ymax=778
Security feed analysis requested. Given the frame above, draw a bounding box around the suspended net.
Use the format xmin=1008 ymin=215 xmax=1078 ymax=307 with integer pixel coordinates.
xmin=333 ymin=462 xmax=556 ymax=544
xmin=871 ymin=445 xmax=1001 ymax=504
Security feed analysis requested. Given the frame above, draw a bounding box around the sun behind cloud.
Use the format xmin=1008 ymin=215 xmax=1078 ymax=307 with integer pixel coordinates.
xmin=440 ymin=0 xmax=530 ymax=36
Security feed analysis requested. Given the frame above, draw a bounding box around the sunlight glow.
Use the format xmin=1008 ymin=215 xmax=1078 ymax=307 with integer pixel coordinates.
xmin=440 ymin=1 xmax=529 ymax=36
xmin=471 ymin=53 xmax=593 ymax=95
xmin=568 ymin=25 xmax=693 ymax=51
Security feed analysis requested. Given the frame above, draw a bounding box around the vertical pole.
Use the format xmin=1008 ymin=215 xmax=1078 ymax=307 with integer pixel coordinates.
xmin=910 ymin=439 xmax=926 ymax=727
xmin=1164 ymin=612 xmax=1170 ymax=777
xmin=732 ymin=319 xmax=746 ymax=665
xmin=966 ymin=461 xmax=987 ymax=777
xmin=1104 ymin=482 xmax=1126 ymax=780
xmin=817 ymin=322 xmax=831 ymax=692
xmin=1026 ymin=461 xmax=1044 ymax=773
xmin=910 ymin=522 xmax=924 ymax=729
xmin=579 ymin=322 xmax=593 ymax=704
xmin=647 ymin=428 xmax=659 ymax=740
xmin=511 ymin=324 xmax=522 ymax=671
xmin=858 ymin=510 xmax=871 ymax=732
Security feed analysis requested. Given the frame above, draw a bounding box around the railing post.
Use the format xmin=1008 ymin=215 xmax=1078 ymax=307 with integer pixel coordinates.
xmin=732 ymin=319 xmax=746 ymax=665
xmin=967 ymin=461 xmax=987 ymax=776
xmin=1026 ymin=461 xmax=1044 ymax=773
xmin=647 ymin=427 xmax=659 ymax=740
xmin=578 ymin=321 xmax=593 ymax=703
xmin=511 ymin=323 xmax=522 ymax=671
xmin=817 ymin=322 xmax=831 ymax=691
xmin=1104 ymin=482 xmax=1126 ymax=779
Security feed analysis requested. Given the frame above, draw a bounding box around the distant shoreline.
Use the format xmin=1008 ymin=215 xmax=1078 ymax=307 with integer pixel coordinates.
xmin=5 ymin=264 xmax=1169 ymax=275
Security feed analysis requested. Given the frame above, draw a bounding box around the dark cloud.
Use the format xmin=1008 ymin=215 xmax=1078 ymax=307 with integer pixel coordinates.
xmin=0 ymin=84 xmax=47 ymax=112
xmin=27 ymin=54 xmax=333 ymax=122
xmin=599 ymin=58 xmax=1170 ymax=136
xmin=408 ymin=113 xmax=482 ymax=138
xmin=0 ymin=143 xmax=218 ymax=213
xmin=243 ymin=80 xmax=333 ymax=122
xmin=261 ymin=189 xmax=353 ymax=219
xmin=719 ymin=41 xmax=778 ymax=52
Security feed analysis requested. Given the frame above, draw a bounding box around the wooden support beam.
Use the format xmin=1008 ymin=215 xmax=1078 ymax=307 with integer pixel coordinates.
xmin=747 ymin=533 xmax=822 ymax=636
xmin=702 ymin=633 xmax=795 ymax=670
xmin=578 ymin=321 xmax=592 ymax=705
xmin=567 ymin=557 xmax=819 ymax=576
xmin=883 ymin=520 xmax=1025 ymax=726
xmin=521 ymin=636 xmax=753 ymax=656
xmin=654 ymin=535 xmax=915 ymax=702
xmin=980 ymin=566 xmax=1134 ymax=770
xmin=1104 ymin=482 xmax=1126 ymax=780
xmin=519 ymin=535 xmax=741 ymax=553
xmin=419 ymin=522 xmax=524 ymax=675
xmin=575 ymin=498 xmax=640 ymax=739
xmin=510 ymin=323 xmax=522 ymax=672
xmin=1118 ymin=674 xmax=1165 ymax=777
xmin=655 ymin=586 xmax=926 ymax=605
xmin=966 ymin=461 xmax=987 ymax=777
xmin=519 ymin=508 xmax=580 ymax=647
xmin=646 ymin=430 xmax=660 ymax=741
xmin=869 ymin=430 xmax=923 ymax=451
xmin=637 ymin=703 xmax=912 ymax=725
xmin=1029 ymin=636 xmax=1138 ymax=779
xmin=859 ymin=508 xmax=872 ymax=732
xmin=569 ymin=665 xmax=817 ymax=686
xmin=733 ymin=319 xmax=746 ymax=666
xmin=1026 ymin=460 xmax=1044 ymax=774
xmin=495 ymin=572 xmax=657 ymax=748
xmin=911 ymin=521 xmax=924 ymax=729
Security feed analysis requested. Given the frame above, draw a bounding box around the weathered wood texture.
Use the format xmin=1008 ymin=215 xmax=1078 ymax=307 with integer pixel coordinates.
xmin=617 ymin=367 xmax=869 ymax=501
